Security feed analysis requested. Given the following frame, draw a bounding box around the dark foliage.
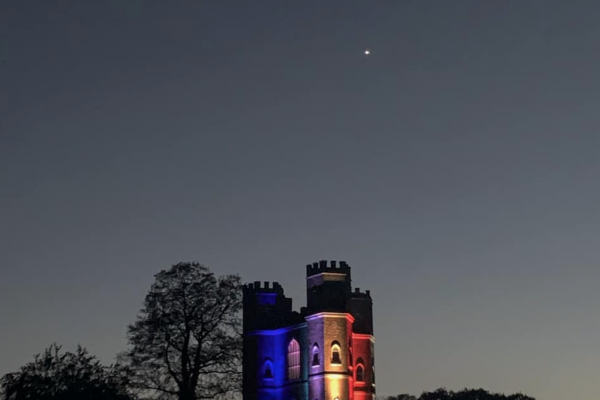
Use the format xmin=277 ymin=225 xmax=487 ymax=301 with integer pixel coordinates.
xmin=383 ymin=395 xmax=417 ymax=400
xmin=0 ymin=344 xmax=134 ymax=400
xmin=122 ymin=262 xmax=243 ymax=400
xmin=381 ymin=388 xmax=536 ymax=400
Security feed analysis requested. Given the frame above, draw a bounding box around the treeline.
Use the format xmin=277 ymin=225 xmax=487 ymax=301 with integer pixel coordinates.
xmin=381 ymin=388 xmax=535 ymax=400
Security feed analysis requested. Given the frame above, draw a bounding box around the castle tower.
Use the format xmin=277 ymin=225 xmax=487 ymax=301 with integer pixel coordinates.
xmin=242 ymin=261 xmax=374 ymax=400
xmin=348 ymin=287 xmax=375 ymax=400
xmin=242 ymin=281 xmax=308 ymax=400
xmin=305 ymin=261 xmax=354 ymax=400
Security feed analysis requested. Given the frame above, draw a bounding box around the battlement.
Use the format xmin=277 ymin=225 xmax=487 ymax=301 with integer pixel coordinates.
xmin=352 ymin=287 xmax=371 ymax=298
xmin=306 ymin=260 xmax=351 ymax=277
xmin=243 ymin=281 xmax=284 ymax=294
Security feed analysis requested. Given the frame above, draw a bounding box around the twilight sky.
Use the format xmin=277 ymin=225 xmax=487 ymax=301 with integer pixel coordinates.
xmin=1 ymin=1 xmax=599 ymax=399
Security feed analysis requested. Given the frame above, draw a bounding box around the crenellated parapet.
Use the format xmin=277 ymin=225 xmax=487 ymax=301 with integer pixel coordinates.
xmin=306 ymin=260 xmax=351 ymax=278
xmin=243 ymin=280 xmax=284 ymax=294
xmin=243 ymin=280 xmax=296 ymax=333
xmin=351 ymin=287 xmax=371 ymax=298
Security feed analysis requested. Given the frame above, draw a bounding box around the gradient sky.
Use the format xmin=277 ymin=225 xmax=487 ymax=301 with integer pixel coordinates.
xmin=1 ymin=2 xmax=599 ymax=399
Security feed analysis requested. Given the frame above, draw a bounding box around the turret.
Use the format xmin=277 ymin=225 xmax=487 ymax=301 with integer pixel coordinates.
xmin=243 ymin=281 xmax=305 ymax=400
xmin=348 ymin=287 xmax=374 ymax=335
xmin=306 ymin=260 xmax=352 ymax=313
xmin=242 ymin=281 xmax=295 ymax=332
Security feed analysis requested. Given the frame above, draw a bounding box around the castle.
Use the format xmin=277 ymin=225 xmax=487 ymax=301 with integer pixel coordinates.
xmin=243 ymin=260 xmax=375 ymax=400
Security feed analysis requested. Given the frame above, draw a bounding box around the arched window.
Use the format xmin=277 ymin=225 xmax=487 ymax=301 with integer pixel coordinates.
xmin=287 ymin=339 xmax=301 ymax=380
xmin=264 ymin=359 xmax=274 ymax=379
xmin=312 ymin=344 xmax=320 ymax=367
xmin=355 ymin=357 xmax=365 ymax=381
xmin=331 ymin=341 xmax=342 ymax=365
xmin=356 ymin=365 xmax=364 ymax=382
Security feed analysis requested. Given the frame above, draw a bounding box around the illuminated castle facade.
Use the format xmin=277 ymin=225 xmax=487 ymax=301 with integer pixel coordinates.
xmin=243 ymin=261 xmax=375 ymax=400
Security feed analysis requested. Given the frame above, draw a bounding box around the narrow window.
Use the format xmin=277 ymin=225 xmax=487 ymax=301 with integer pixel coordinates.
xmin=356 ymin=357 xmax=365 ymax=382
xmin=264 ymin=359 xmax=273 ymax=379
xmin=331 ymin=341 xmax=342 ymax=365
xmin=356 ymin=365 xmax=364 ymax=382
xmin=312 ymin=344 xmax=320 ymax=367
xmin=287 ymin=339 xmax=301 ymax=380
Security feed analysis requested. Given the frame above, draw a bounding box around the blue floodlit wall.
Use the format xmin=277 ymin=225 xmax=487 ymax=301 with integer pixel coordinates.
xmin=254 ymin=323 xmax=309 ymax=400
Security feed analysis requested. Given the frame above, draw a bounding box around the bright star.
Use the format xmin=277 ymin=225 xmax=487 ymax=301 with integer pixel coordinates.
xmin=364 ymin=49 xmax=370 ymax=55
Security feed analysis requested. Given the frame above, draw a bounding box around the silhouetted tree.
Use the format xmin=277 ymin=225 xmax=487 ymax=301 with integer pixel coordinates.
xmin=506 ymin=395 xmax=535 ymax=400
xmin=380 ymin=389 xmax=536 ymax=400
xmin=0 ymin=344 xmax=133 ymax=400
xmin=122 ymin=262 xmax=243 ymax=400
xmin=417 ymin=388 xmax=535 ymax=400
xmin=419 ymin=388 xmax=452 ymax=400
xmin=379 ymin=395 xmax=417 ymax=400
xmin=399 ymin=396 xmax=418 ymax=400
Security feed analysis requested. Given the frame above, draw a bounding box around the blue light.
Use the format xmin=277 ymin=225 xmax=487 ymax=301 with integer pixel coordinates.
xmin=257 ymin=292 xmax=277 ymax=305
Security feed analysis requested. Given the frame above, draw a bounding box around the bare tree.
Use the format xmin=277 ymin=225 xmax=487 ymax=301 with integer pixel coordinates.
xmin=122 ymin=262 xmax=242 ymax=400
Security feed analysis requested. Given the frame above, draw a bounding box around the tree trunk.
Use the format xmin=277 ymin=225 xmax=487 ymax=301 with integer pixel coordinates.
xmin=179 ymin=386 xmax=197 ymax=400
